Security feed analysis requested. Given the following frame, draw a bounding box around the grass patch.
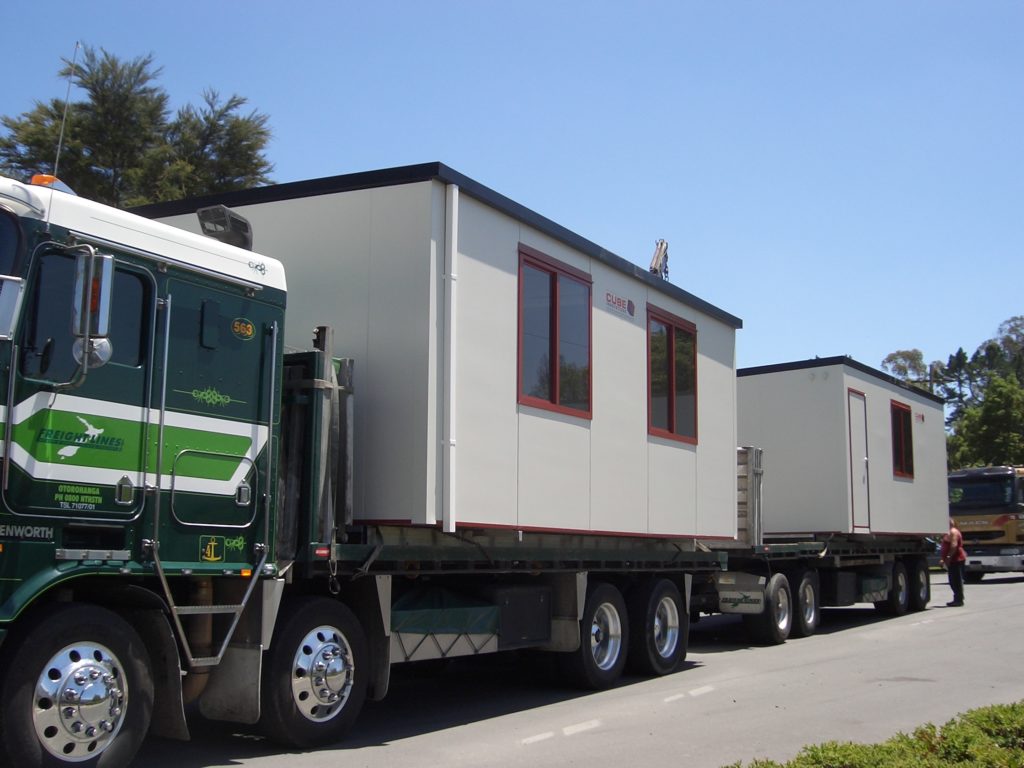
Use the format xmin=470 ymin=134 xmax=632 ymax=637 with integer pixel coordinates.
xmin=723 ymin=702 xmax=1024 ymax=767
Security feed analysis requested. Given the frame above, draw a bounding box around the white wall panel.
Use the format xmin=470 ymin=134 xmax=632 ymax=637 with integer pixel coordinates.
xmin=738 ymin=366 xmax=848 ymax=533
xmin=451 ymin=194 xmax=520 ymax=526
xmin=518 ymin=412 xmax=592 ymax=531
xmin=589 ymin=264 xmax=648 ymax=533
xmin=648 ymin=440 xmax=697 ymax=534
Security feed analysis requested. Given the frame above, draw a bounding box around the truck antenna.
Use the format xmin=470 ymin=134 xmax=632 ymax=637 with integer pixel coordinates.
xmin=53 ymin=41 xmax=81 ymax=180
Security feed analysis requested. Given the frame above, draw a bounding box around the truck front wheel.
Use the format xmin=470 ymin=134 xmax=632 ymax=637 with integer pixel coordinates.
xmin=260 ymin=596 xmax=367 ymax=748
xmin=0 ymin=604 xmax=154 ymax=768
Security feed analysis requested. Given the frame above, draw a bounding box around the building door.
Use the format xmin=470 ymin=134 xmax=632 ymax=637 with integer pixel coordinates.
xmin=848 ymin=389 xmax=871 ymax=530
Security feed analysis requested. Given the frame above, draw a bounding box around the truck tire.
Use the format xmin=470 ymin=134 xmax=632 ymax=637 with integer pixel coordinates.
xmin=790 ymin=570 xmax=820 ymax=638
xmin=260 ymin=596 xmax=367 ymax=748
xmin=964 ymin=572 xmax=984 ymax=584
xmin=560 ymin=582 xmax=629 ymax=689
xmin=742 ymin=573 xmax=792 ymax=645
xmin=908 ymin=558 xmax=930 ymax=612
xmin=875 ymin=561 xmax=910 ymax=616
xmin=626 ymin=579 xmax=687 ymax=676
xmin=0 ymin=603 xmax=154 ymax=768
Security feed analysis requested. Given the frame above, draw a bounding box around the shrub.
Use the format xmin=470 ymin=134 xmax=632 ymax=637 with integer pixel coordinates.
xmin=725 ymin=702 xmax=1024 ymax=767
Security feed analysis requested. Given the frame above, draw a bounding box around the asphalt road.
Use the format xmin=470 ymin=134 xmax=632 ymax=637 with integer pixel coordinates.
xmin=136 ymin=572 xmax=1024 ymax=768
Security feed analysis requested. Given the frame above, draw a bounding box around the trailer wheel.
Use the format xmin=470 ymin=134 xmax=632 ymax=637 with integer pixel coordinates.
xmin=260 ymin=596 xmax=367 ymax=748
xmin=561 ymin=582 xmax=628 ymax=689
xmin=790 ymin=570 xmax=820 ymax=638
xmin=626 ymin=579 xmax=687 ymax=676
xmin=0 ymin=603 xmax=154 ymax=768
xmin=742 ymin=573 xmax=792 ymax=645
xmin=875 ymin=561 xmax=910 ymax=616
xmin=908 ymin=558 xmax=930 ymax=612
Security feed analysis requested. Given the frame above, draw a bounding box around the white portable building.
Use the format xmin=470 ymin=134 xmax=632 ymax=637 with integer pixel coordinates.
xmin=145 ymin=163 xmax=742 ymax=539
xmin=737 ymin=357 xmax=947 ymax=536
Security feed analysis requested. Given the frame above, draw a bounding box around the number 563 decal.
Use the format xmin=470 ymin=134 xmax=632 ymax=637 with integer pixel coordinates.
xmin=231 ymin=318 xmax=255 ymax=340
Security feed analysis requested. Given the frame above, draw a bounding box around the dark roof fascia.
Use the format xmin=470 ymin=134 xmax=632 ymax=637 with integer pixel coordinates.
xmin=738 ymin=356 xmax=946 ymax=405
xmin=132 ymin=162 xmax=742 ymax=330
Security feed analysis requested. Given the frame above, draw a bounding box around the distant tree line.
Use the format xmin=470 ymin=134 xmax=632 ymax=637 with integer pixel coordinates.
xmin=882 ymin=316 xmax=1024 ymax=468
xmin=0 ymin=46 xmax=272 ymax=207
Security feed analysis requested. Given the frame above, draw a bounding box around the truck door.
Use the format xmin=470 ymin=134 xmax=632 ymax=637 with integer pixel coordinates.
xmin=4 ymin=249 xmax=154 ymax=521
xmin=847 ymin=389 xmax=871 ymax=530
xmin=150 ymin=275 xmax=278 ymax=567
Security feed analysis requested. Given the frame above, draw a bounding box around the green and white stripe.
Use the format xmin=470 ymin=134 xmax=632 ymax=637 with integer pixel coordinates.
xmin=0 ymin=394 xmax=268 ymax=496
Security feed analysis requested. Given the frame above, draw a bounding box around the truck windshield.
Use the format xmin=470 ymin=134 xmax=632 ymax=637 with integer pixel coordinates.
xmin=949 ymin=478 xmax=1014 ymax=509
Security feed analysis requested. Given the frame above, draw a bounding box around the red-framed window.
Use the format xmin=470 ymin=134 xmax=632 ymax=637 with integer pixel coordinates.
xmin=648 ymin=305 xmax=697 ymax=443
xmin=517 ymin=245 xmax=592 ymax=418
xmin=891 ymin=400 xmax=914 ymax=478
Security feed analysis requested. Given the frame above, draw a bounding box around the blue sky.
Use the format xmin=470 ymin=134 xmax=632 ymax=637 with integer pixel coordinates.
xmin=6 ymin=1 xmax=1021 ymax=370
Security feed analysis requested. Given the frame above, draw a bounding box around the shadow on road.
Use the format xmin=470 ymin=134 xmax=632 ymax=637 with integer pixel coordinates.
xmin=136 ymin=650 xmax=701 ymax=767
xmin=136 ymin=573 xmax=1001 ymax=766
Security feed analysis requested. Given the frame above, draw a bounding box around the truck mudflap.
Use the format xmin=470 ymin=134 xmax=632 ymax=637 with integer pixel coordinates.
xmin=714 ymin=571 xmax=766 ymax=614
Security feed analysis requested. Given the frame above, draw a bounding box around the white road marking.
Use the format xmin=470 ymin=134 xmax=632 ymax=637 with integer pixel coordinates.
xmin=522 ymin=732 xmax=555 ymax=745
xmin=664 ymin=693 xmax=687 ymax=703
xmin=688 ymin=685 xmax=715 ymax=697
xmin=563 ymin=720 xmax=601 ymax=736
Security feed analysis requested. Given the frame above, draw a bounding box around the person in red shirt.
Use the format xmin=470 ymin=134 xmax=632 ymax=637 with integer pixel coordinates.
xmin=940 ymin=519 xmax=967 ymax=607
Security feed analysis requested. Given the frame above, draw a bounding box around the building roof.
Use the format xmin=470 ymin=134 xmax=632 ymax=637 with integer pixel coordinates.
xmin=738 ymin=356 xmax=946 ymax=405
xmin=133 ymin=162 xmax=742 ymax=329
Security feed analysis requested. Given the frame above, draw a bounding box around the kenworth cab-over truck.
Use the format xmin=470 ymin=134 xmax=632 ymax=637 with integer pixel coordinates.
xmin=0 ymin=166 xmax=945 ymax=768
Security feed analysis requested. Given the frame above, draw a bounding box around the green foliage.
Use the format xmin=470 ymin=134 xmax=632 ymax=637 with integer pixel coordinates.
xmin=0 ymin=46 xmax=272 ymax=207
xmin=884 ymin=316 xmax=1024 ymax=469
xmin=725 ymin=701 xmax=1024 ymax=767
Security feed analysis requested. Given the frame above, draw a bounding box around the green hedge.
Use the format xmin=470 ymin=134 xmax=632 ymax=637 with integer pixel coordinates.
xmin=724 ymin=702 xmax=1024 ymax=768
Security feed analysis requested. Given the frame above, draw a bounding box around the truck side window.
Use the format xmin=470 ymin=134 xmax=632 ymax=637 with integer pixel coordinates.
xmin=0 ymin=214 xmax=19 ymax=276
xmin=21 ymin=252 xmax=76 ymax=381
xmin=21 ymin=252 xmax=149 ymax=379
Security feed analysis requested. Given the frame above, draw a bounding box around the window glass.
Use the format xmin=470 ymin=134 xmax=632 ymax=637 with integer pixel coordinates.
xmin=21 ymin=253 xmax=76 ymax=381
xmin=110 ymin=270 xmax=147 ymax=367
xmin=648 ymin=308 xmax=697 ymax=442
xmin=557 ymin=275 xmax=590 ymax=411
xmin=21 ymin=252 xmax=148 ymax=380
xmin=520 ymin=264 xmax=551 ymax=401
xmin=649 ymin=319 xmax=670 ymax=430
xmin=517 ymin=250 xmax=591 ymax=417
xmin=673 ymin=328 xmax=696 ymax=438
xmin=891 ymin=402 xmax=914 ymax=477
xmin=0 ymin=214 xmax=19 ymax=276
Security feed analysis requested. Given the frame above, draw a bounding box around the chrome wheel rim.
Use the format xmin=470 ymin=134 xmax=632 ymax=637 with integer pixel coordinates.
xmin=33 ymin=641 xmax=127 ymax=762
xmin=799 ymin=582 xmax=816 ymax=626
xmin=290 ymin=625 xmax=355 ymax=723
xmin=590 ymin=602 xmax=623 ymax=671
xmin=896 ymin=571 xmax=908 ymax=606
xmin=653 ymin=596 xmax=680 ymax=659
xmin=775 ymin=588 xmax=791 ymax=631
xmin=915 ymin=568 xmax=928 ymax=603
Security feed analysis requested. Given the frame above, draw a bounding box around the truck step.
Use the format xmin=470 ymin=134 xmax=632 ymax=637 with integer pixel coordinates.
xmin=189 ymin=656 xmax=224 ymax=668
xmin=174 ymin=604 xmax=245 ymax=615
